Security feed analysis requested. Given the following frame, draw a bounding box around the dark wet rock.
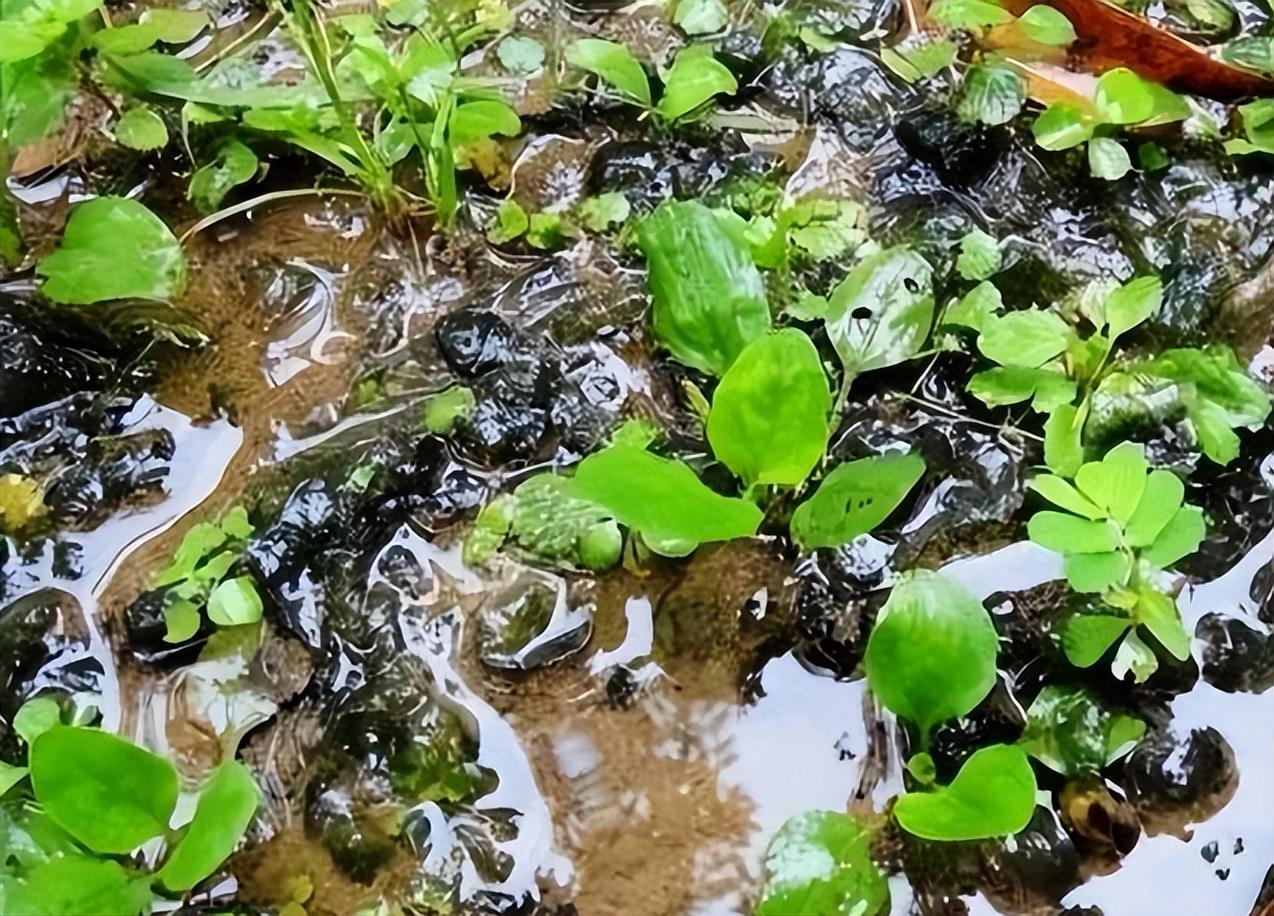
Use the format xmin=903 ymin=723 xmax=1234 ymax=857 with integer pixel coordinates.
xmin=791 ymin=545 xmax=890 ymax=678
xmin=365 ymin=434 xmax=487 ymax=528
xmin=42 ymin=428 xmax=174 ymax=528
xmin=587 ymin=141 xmax=673 ymax=212
xmin=1182 ymin=440 xmax=1274 ymax=576
xmin=0 ymin=538 xmax=82 ymax=605
xmin=714 ymin=28 xmax=769 ymax=87
xmin=0 ymin=309 xmax=108 ymax=418
xmin=1253 ymin=864 xmax=1274 ymax=916
xmin=1195 ymin=612 xmax=1274 ymax=693
xmin=306 ymin=781 xmax=399 ymax=885
xmin=894 ymin=105 xmax=1009 ymax=187
xmin=477 ymin=570 xmax=591 ymax=671
xmin=435 ymin=310 xmax=524 ymax=378
xmin=767 ymin=48 xmax=902 ymax=151
xmin=0 ymin=589 xmax=104 ymax=732
xmin=981 ymin=807 xmax=1083 ymax=913
xmin=1124 ymin=725 xmax=1239 ymax=838
xmin=1059 ymin=777 xmax=1140 ymax=869
xmin=122 ymin=588 xmax=213 ymax=666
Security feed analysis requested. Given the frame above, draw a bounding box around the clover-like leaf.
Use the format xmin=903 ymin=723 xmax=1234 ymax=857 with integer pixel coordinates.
xmin=894 ymin=744 xmax=1037 ymax=841
xmin=1074 ymin=442 xmax=1147 ymax=524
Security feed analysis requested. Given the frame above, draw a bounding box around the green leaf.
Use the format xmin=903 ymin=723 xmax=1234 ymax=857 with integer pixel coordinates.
xmin=880 ymin=39 xmax=958 ymax=82
xmin=756 ymin=812 xmax=890 ymax=916
xmin=423 ymin=385 xmax=475 ymax=433
xmin=1124 ymin=469 xmax=1185 ymax=547
xmin=114 ymin=106 xmax=168 ymax=150
xmin=496 ymin=36 xmax=545 ymax=75
xmin=163 ymin=597 xmax=201 ymax=643
xmin=1019 ymin=685 xmax=1145 ymax=776
xmin=501 ymin=475 xmax=622 ymax=571
xmin=1135 ymin=587 xmax=1190 ymax=660
xmin=864 ymin=570 xmax=998 ymax=734
xmin=1063 ymin=614 xmax=1131 ymax=667
xmin=824 ymin=246 xmax=934 ymax=377
xmin=894 ymin=744 xmax=1037 ymax=841
xmin=188 ymin=140 xmax=258 ymax=213
xmin=1030 ymin=475 xmax=1103 ymax=519
xmin=1064 ymin=550 xmax=1132 ymax=593
xmin=1094 ymin=68 xmax=1155 ymax=124
xmin=572 ymin=444 xmax=763 ymax=555
xmin=0 ymin=0 xmax=100 ymax=63
xmin=785 ymin=199 xmax=865 ymax=261
xmin=0 ymin=761 xmax=27 ymax=797
xmin=1141 ymin=505 xmax=1205 ymax=568
xmin=1016 ymin=5 xmax=1076 ymax=45
xmin=578 ymin=191 xmax=631 ymax=232
xmin=1221 ymin=35 xmax=1274 ymax=74
xmin=1044 ymin=400 xmax=1086 ymax=476
xmin=958 ymin=64 xmax=1024 ymax=126
xmin=1087 ymin=137 xmax=1132 ymax=180
xmin=566 ymin=38 xmax=651 ymax=106
xmin=14 ymin=696 xmax=60 ymax=745
xmin=968 ymin=366 xmax=1075 ymax=411
xmin=637 ymin=200 xmax=770 ymax=376
xmin=37 ymin=197 xmax=187 ymax=304
xmin=91 ymin=8 xmax=207 ymax=54
xmin=1112 ymin=628 xmax=1159 ymax=682
xmin=673 ymin=0 xmax=728 ymax=34
xmin=1104 ymin=275 xmax=1161 ymax=338
xmin=707 ymin=329 xmax=832 ymax=487
xmin=1074 ymin=442 xmax=1147 ymax=524
xmin=1033 ymin=104 xmax=1094 ymax=150
xmin=30 ymin=726 xmax=179 ymax=854
xmin=0 ymin=855 xmax=152 ymax=916
xmin=157 ymin=761 xmax=259 ymax=891
xmin=978 ymin=310 xmax=1073 ymax=368
xmin=930 ymin=0 xmax=1012 ymax=28
xmin=655 ymin=44 xmax=737 ymax=121
xmin=1028 ymin=512 xmax=1121 ymax=554
xmin=790 ymin=452 xmax=926 ymax=550
xmin=943 ymin=280 xmax=1001 ymax=332
xmin=206 ymin=576 xmax=263 ymax=627
xmin=1139 ymin=141 xmax=1170 ymax=171
xmin=955 ymin=228 xmax=1000 ymax=281
xmin=449 ymin=99 xmax=521 ymax=147
xmin=488 ymin=198 xmax=529 ymax=243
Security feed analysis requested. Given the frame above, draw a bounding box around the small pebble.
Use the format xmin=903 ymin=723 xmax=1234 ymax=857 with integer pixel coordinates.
xmin=1216 ymin=868 xmax=1231 ymax=881
xmin=1201 ymin=841 xmax=1220 ymax=863
xmin=1235 ymin=837 xmax=1245 ymax=855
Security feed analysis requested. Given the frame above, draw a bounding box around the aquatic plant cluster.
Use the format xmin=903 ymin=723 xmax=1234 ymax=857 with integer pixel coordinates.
xmin=3 ymin=0 xmax=1274 ymax=911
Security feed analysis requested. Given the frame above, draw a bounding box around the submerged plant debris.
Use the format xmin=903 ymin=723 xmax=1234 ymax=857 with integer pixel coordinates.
xmin=2 ymin=0 xmax=1274 ymax=912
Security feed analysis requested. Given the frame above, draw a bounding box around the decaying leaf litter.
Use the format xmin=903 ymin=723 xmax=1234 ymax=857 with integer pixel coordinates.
xmin=2 ymin=0 xmax=1274 ymax=911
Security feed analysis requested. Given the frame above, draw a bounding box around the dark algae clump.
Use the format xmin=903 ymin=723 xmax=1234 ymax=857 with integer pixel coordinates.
xmin=3 ymin=0 xmax=1274 ymax=912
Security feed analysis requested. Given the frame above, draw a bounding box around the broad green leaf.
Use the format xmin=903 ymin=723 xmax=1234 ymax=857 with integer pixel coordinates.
xmin=1030 ymin=475 xmax=1103 ymax=519
xmin=1137 ymin=345 xmax=1270 ymax=427
xmin=1104 ymin=275 xmax=1161 ymax=338
xmin=943 ymin=280 xmax=1001 ymax=332
xmin=1142 ymin=505 xmax=1205 ymax=568
xmin=1019 ymin=685 xmax=1145 ymax=776
xmin=572 ymin=444 xmax=763 ymax=555
xmin=1044 ymin=400 xmax=1086 ymax=476
xmin=958 ymin=64 xmax=1024 ymax=126
xmin=488 ymin=198 xmax=529 ymax=243
xmin=1188 ymin=395 xmax=1242 ymax=464
xmin=864 ymin=571 xmax=998 ymax=734
xmin=158 ymin=761 xmax=259 ymax=891
xmin=1033 ymin=105 xmax=1093 ymax=150
xmin=30 ymin=726 xmax=179 ymax=854
xmin=881 ymin=39 xmax=958 ymax=82
xmin=894 ymin=744 xmax=1036 ymax=841
xmin=825 ymin=247 xmax=934 ymax=376
xmin=0 ymin=855 xmax=152 ymax=916
xmin=1028 ymin=512 xmax=1121 ymax=554
xmin=0 ymin=761 xmax=26 ymax=796
xmin=163 ymin=597 xmax=201 ymax=643
xmin=785 ymin=198 xmax=865 ymax=261
xmin=673 ymin=0 xmax=728 ymax=34
xmin=930 ymin=0 xmax=1012 ymax=28
xmin=756 ymin=811 xmax=890 ymax=916
xmin=91 ymin=8 xmax=207 ymax=54
xmin=497 ymin=36 xmax=545 ymax=75
xmin=655 ymin=44 xmax=737 ymax=121
xmin=188 ymin=140 xmax=258 ymax=213
xmin=13 ymin=696 xmax=60 ymax=745
xmin=1221 ymin=35 xmax=1274 ymax=74
xmin=1074 ymin=442 xmax=1147 ymax=524
xmin=449 ymin=99 xmax=521 ymax=146
xmin=790 ymin=452 xmax=926 ymax=550
xmin=968 ymin=366 xmax=1074 ymax=411
xmin=1062 ymin=614 xmax=1130 ymax=667
xmin=1139 ymin=141 xmax=1170 ymax=170
xmin=978 ymin=310 xmax=1072 ymax=368
xmin=1064 ymin=550 xmax=1131 ymax=593
xmin=206 ymin=576 xmax=263 ymax=627
xmin=1016 ymin=5 xmax=1076 ymax=45
xmin=500 ymin=475 xmax=622 ymax=571
xmin=1135 ymin=587 xmax=1190 ymax=660
xmin=955 ymin=228 xmax=1000 ymax=281
xmin=1094 ymin=68 xmax=1155 ymax=124
xmin=637 ymin=200 xmax=770 ymax=376
xmin=566 ymin=38 xmax=651 ymax=106
xmin=707 ymin=330 xmax=831 ymax=487
xmin=37 ymin=197 xmax=187 ymax=304
xmin=1088 ymin=137 xmax=1132 ymax=180
xmin=114 ymin=106 xmax=168 ymax=150
xmin=1112 ymin=628 xmax=1159 ymax=682
xmin=0 ymin=0 xmax=100 ymax=63
xmin=1124 ymin=469 xmax=1184 ymax=547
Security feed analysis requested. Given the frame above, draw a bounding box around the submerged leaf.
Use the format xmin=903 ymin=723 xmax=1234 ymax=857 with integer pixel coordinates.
xmin=756 ymin=811 xmax=890 ymax=916
xmin=1019 ymin=685 xmax=1145 ymax=776
xmin=566 ymin=38 xmax=651 ymax=106
xmin=158 ymin=761 xmax=259 ymax=891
